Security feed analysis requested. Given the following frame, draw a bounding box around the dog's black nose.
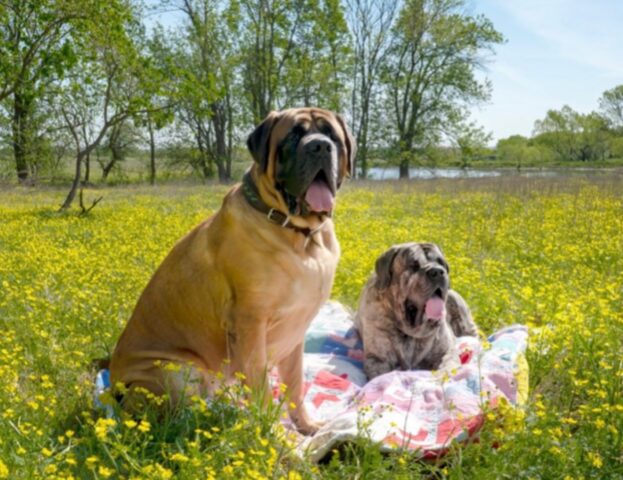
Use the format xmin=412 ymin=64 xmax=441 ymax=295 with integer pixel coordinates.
xmin=426 ymin=266 xmax=445 ymax=280
xmin=305 ymin=137 xmax=332 ymax=155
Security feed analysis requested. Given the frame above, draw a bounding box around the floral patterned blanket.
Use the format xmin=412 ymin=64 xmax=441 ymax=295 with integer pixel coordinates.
xmin=292 ymin=302 xmax=528 ymax=461
xmin=96 ymin=302 xmax=528 ymax=462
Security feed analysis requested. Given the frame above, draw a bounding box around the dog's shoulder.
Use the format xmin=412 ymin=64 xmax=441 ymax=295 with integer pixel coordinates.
xmin=445 ymin=290 xmax=478 ymax=337
xmin=355 ymin=275 xmax=388 ymax=328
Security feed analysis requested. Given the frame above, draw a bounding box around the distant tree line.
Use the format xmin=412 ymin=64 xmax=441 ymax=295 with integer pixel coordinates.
xmin=496 ymin=85 xmax=623 ymax=167
xmin=0 ymin=0 xmax=504 ymax=206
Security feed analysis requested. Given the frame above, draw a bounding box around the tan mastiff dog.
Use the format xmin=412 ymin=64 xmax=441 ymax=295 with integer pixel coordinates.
xmin=110 ymin=108 xmax=355 ymax=434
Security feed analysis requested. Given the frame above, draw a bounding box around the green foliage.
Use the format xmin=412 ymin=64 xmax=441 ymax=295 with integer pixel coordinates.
xmin=381 ymin=0 xmax=504 ymax=175
xmin=239 ymin=0 xmax=304 ymax=122
xmin=496 ymin=135 xmax=555 ymax=167
xmin=0 ymin=0 xmax=82 ymax=102
xmin=599 ymin=84 xmax=623 ymax=130
xmin=533 ymin=106 xmax=612 ymax=162
xmin=0 ymin=0 xmax=87 ymax=181
xmin=346 ymin=0 xmax=399 ymax=178
xmin=450 ymin=121 xmax=492 ymax=167
xmin=284 ymin=0 xmax=352 ymax=111
xmin=610 ymin=136 xmax=623 ymax=158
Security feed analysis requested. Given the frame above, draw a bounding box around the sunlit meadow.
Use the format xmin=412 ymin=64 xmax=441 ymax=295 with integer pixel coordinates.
xmin=0 ymin=176 xmax=622 ymax=478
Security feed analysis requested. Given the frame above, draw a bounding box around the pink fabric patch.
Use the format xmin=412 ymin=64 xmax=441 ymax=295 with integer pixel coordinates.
xmin=312 ymin=392 xmax=340 ymax=408
xmin=314 ymin=370 xmax=351 ymax=391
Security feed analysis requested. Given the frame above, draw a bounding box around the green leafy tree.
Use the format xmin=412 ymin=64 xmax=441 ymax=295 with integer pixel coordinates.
xmin=161 ymin=0 xmax=240 ymax=182
xmin=381 ymin=0 xmax=503 ymax=178
xmin=533 ymin=106 xmax=610 ymax=162
xmin=99 ymin=118 xmax=141 ymax=180
xmin=577 ymin=112 xmax=610 ymax=162
xmin=137 ymin=25 xmax=176 ymax=185
xmin=599 ymin=85 xmax=623 ymax=131
xmin=239 ymin=0 xmax=309 ymax=122
xmin=346 ymin=0 xmax=398 ymax=178
xmin=284 ymin=0 xmax=351 ymax=111
xmin=598 ymin=85 xmax=623 ymax=160
xmin=0 ymin=0 xmax=84 ymax=182
xmin=532 ymin=106 xmax=579 ymax=161
xmin=450 ymin=121 xmax=491 ymax=168
xmin=55 ymin=1 xmax=162 ymax=209
xmin=496 ymin=134 xmax=555 ymax=168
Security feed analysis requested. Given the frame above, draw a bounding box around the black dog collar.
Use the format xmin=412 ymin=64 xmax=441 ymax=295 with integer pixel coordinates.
xmin=242 ymin=172 xmax=316 ymax=237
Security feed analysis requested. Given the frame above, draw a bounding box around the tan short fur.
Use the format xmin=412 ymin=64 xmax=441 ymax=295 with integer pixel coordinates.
xmin=109 ymin=108 xmax=355 ymax=434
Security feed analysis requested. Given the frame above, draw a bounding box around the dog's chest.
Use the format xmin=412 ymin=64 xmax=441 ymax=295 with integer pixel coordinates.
xmin=397 ymin=324 xmax=451 ymax=370
xmin=397 ymin=336 xmax=433 ymax=369
xmin=265 ymin=248 xmax=338 ymax=358
xmin=274 ymin=250 xmax=336 ymax=313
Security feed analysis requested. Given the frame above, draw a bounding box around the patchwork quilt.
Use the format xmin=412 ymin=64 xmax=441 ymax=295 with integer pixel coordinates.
xmin=294 ymin=302 xmax=528 ymax=461
xmin=95 ymin=302 xmax=529 ymax=461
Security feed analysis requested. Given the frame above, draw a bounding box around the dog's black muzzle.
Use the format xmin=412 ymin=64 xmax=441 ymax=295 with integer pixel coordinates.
xmin=276 ymin=132 xmax=338 ymax=215
xmin=424 ymin=264 xmax=449 ymax=298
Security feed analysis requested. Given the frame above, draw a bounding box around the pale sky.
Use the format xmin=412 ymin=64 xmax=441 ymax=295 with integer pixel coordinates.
xmin=471 ymin=0 xmax=623 ymax=142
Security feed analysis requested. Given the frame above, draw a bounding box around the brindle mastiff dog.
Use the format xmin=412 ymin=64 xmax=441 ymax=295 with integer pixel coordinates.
xmin=110 ymin=108 xmax=355 ymax=434
xmin=354 ymin=243 xmax=477 ymax=380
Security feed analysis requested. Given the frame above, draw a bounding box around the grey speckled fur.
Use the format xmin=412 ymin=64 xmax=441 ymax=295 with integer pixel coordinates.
xmin=354 ymin=243 xmax=478 ymax=380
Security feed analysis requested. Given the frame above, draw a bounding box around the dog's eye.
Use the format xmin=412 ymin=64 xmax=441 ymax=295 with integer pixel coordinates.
xmin=410 ymin=261 xmax=420 ymax=272
xmin=320 ymin=124 xmax=338 ymax=141
xmin=291 ymin=124 xmax=307 ymax=137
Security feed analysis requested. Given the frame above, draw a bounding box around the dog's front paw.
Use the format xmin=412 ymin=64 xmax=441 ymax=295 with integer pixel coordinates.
xmin=295 ymin=417 xmax=325 ymax=436
xmin=290 ymin=407 xmax=324 ymax=436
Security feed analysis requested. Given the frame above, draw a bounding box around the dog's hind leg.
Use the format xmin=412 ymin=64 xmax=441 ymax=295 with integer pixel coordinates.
xmin=114 ymin=361 xmax=209 ymax=414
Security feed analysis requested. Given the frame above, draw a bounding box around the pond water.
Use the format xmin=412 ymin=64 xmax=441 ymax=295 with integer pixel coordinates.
xmin=360 ymin=166 xmax=623 ymax=180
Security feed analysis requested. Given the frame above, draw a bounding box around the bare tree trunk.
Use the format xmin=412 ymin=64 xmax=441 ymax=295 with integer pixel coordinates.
xmin=212 ymin=105 xmax=230 ymax=183
xmin=359 ymin=105 xmax=370 ymax=178
xmin=200 ymin=156 xmax=211 ymax=179
xmin=196 ymin=143 xmax=212 ymax=180
xmin=359 ymin=144 xmax=368 ymax=179
xmin=60 ymin=153 xmax=84 ymax=210
xmin=399 ymin=134 xmax=415 ymax=179
xmin=195 ymin=125 xmax=214 ymax=179
xmin=102 ymin=122 xmax=123 ymax=180
xmin=148 ymin=117 xmax=156 ymax=185
xmin=226 ymin=92 xmax=233 ymax=180
xmin=83 ymin=152 xmax=91 ymax=184
xmin=12 ymin=89 xmax=30 ymax=183
xmin=399 ymin=160 xmax=410 ymax=179
xmin=101 ymin=158 xmax=116 ymax=180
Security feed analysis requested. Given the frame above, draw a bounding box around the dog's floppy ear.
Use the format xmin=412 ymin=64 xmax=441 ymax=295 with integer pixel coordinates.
xmin=374 ymin=246 xmax=402 ymax=290
xmin=247 ymin=111 xmax=282 ymax=172
xmin=335 ymin=113 xmax=357 ymax=179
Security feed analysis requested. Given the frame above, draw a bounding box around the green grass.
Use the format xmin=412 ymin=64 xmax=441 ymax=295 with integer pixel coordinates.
xmin=0 ymin=176 xmax=622 ymax=478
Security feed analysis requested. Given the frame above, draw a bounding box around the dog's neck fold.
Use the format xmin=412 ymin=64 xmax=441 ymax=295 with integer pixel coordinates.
xmin=242 ymin=168 xmax=329 ymax=237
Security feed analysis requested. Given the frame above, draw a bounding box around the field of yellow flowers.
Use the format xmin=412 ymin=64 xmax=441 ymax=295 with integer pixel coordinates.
xmin=0 ymin=177 xmax=622 ymax=479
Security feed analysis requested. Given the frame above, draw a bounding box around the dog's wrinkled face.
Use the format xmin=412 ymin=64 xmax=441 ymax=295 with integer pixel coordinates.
xmin=247 ymin=108 xmax=356 ymax=216
xmin=374 ymin=242 xmax=450 ymax=339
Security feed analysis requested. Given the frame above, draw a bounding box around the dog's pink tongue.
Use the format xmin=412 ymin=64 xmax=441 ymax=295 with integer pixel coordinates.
xmin=425 ymin=297 xmax=445 ymax=320
xmin=305 ymin=180 xmax=335 ymax=212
